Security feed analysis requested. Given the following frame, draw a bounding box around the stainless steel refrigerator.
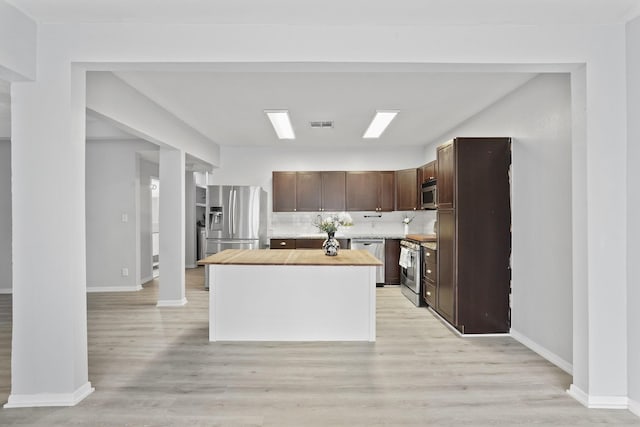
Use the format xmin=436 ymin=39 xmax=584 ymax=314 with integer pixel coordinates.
xmin=206 ymin=185 xmax=267 ymax=254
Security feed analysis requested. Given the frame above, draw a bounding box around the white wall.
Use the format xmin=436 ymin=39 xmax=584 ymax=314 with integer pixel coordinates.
xmin=86 ymin=139 xmax=157 ymax=291
xmin=0 ymin=140 xmax=10 ymax=292
xmin=626 ymin=15 xmax=640 ymax=416
xmin=425 ymin=74 xmax=574 ymax=371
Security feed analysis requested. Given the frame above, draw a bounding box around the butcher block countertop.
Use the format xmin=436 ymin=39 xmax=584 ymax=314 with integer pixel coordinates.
xmin=405 ymin=233 xmax=437 ymax=242
xmin=198 ymin=249 xmax=383 ymax=266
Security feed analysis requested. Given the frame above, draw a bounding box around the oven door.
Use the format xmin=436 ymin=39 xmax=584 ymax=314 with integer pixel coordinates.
xmin=400 ymin=249 xmax=420 ymax=294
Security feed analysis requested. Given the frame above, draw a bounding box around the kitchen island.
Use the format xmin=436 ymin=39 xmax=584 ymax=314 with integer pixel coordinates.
xmin=199 ymin=249 xmax=382 ymax=342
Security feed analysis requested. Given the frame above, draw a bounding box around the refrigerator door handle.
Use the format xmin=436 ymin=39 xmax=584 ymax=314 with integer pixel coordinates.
xmin=250 ymin=187 xmax=258 ymax=238
xmin=232 ymin=189 xmax=238 ymax=236
xmin=228 ymin=189 xmax=234 ymax=237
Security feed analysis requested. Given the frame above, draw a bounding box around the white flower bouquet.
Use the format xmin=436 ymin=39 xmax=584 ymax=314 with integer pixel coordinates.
xmin=313 ymin=212 xmax=354 ymax=234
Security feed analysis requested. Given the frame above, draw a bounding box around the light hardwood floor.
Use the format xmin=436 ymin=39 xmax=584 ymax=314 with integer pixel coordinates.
xmin=0 ymin=267 xmax=638 ymax=426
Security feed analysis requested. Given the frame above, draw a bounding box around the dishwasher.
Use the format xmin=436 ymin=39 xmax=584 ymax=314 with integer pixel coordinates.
xmin=351 ymin=238 xmax=385 ymax=285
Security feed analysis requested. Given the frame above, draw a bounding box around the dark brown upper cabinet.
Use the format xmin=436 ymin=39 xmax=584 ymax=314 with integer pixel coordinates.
xmin=420 ymin=161 xmax=437 ymax=183
xmin=395 ymin=168 xmax=420 ymax=211
xmin=296 ymin=171 xmax=346 ymax=212
xmin=273 ymin=171 xmax=346 ymax=212
xmin=272 ymin=171 xmax=297 ymax=212
xmin=295 ymin=172 xmax=323 ymax=211
xmin=436 ymin=141 xmax=454 ymax=209
xmin=320 ymin=171 xmax=346 ymax=211
xmin=346 ymin=171 xmax=395 ymax=212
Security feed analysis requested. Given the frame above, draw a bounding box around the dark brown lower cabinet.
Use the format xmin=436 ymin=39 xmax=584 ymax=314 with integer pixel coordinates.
xmin=422 ymin=245 xmax=437 ymax=306
xmin=436 ymin=210 xmax=455 ymax=323
xmin=270 ymin=238 xmax=350 ymax=250
xmin=384 ymin=239 xmax=401 ymax=285
xmin=294 ymin=238 xmax=350 ymax=249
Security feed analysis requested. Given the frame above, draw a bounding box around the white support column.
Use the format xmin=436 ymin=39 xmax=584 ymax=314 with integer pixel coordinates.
xmin=569 ymin=41 xmax=629 ymax=408
xmin=6 ymin=62 xmax=93 ymax=407
xmin=157 ymin=147 xmax=187 ymax=307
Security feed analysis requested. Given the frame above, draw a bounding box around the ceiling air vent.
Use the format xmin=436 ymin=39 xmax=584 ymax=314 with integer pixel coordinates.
xmin=310 ymin=121 xmax=334 ymax=129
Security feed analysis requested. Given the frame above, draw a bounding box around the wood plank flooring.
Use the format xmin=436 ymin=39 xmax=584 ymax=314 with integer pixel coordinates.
xmin=0 ymin=267 xmax=638 ymax=426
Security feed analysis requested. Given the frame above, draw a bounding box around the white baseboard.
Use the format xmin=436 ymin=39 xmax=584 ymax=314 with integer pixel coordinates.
xmin=4 ymin=382 xmax=94 ymax=408
xmin=510 ymin=328 xmax=573 ymax=374
xmin=567 ymin=384 xmax=629 ymax=409
xmin=157 ymin=297 xmax=188 ymax=307
xmin=86 ymin=285 xmax=143 ymax=293
xmin=0 ymin=288 xmax=11 ymax=294
xmin=186 ymin=264 xmax=197 ymax=269
xmin=629 ymin=398 xmax=640 ymax=417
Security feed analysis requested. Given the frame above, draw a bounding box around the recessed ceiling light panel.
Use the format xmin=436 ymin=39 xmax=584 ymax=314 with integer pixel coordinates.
xmin=363 ymin=110 xmax=399 ymax=139
xmin=265 ymin=110 xmax=295 ymax=140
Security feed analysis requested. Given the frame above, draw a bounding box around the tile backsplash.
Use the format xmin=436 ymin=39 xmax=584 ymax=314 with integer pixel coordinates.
xmin=270 ymin=210 xmax=437 ymax=237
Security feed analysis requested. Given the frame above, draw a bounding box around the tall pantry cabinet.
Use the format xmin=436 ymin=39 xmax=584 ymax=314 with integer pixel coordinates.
xmin=436 ymin=137 xmax=512 ymax=334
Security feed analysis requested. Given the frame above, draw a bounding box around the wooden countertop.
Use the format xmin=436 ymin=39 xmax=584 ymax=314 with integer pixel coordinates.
xmin=198 ymin=249 xmax=383 ymax=266
xmin=405 ymin=233 xmax=437 ymax=242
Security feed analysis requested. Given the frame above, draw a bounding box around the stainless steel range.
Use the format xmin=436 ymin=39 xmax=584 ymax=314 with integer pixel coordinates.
xmin=399 ymin=239 xmax=422 ymax=306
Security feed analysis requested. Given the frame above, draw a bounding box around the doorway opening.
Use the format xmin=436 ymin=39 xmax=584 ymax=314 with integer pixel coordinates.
xmin=151 ymin=178 xmax=160 ymax=278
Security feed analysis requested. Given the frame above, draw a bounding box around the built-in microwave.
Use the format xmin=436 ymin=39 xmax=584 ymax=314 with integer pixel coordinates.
xmin=421 ymin=179 xmax=437 ymax=209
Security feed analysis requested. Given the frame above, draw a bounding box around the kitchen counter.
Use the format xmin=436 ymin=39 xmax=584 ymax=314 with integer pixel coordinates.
xmin=269 ymin=232 xmax=406 ymax=239
xmin=199 ymin=248 xmax=382 ymax=266
xmin=203 ymin=249 xmax=377 ymax=342
xmin=421 ymin=242 xmax=437 ymax=250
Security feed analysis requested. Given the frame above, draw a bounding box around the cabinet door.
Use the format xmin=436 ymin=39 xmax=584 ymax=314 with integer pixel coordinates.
xmin=395 ymin=168 xmax=419 ymax=211
xmin=321 ymin=171 xmax=346 ymax=211
xmin=436 ymin=209 xmax=456 ymax=325
xmin=296 ymin=172 xmax=322 ymax=212
xmin=421 ymin=161 xmax=436 ymax=183
xmin=346 ymin=171 xmax=379 ymax=211
xmin=270 ymin=238 xmax=296 ymax=249
xmin=294 ymin=238 xmax=323 ymax=249
xmin=437 ymin=142 xmax=455 ymax=209
xmin=379 ymin=171 xmax=395 ymax=212
xmin=384 ymin=238 xmax=401 ymax=285
xmin=272 ymin=172 xmax=297 ymax=212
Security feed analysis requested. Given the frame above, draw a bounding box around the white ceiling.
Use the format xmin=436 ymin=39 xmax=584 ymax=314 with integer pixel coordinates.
xmin=7 ymin=0 xmax=640 ymax=25
xmin=113 ymin=70 xmax=537 ymax=147
xmin=3 ymin=1 xmax=640 ymax=149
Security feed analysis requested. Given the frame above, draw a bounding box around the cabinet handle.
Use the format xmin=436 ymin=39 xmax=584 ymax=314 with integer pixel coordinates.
xmin=426 ymin=253 xmax=430 ymax=257
xmin=280 ymin=242 xmax=287 ymax=246
xmin=427 ymin=269 xmax=432 ymax=274
xmin=426 ymin=291 xmax=431 ymax=296
xmin=293 ymin=209 xmax=297 ymax=212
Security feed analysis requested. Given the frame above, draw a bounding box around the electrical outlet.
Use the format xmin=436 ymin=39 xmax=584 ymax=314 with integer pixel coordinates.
xmin=121 ymin=213 xmax=128 ymax=223
xmin=121 ymin=268 xmax=129 ymax=277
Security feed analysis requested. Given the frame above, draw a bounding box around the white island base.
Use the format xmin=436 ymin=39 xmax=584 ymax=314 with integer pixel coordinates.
xmin=207 ymin=260 xmax=377 ymax=342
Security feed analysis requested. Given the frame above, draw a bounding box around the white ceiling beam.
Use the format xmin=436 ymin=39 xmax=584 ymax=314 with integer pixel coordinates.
xmin=0 ymin=1 xmax=36 ymax=82
xmin=86 ymin=71 xmax=219 ymax=169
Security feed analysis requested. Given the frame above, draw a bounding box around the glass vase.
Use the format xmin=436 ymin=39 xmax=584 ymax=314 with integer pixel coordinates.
xmin=322 ymin=231 xmax=340 ymax=256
